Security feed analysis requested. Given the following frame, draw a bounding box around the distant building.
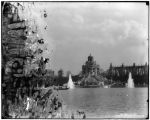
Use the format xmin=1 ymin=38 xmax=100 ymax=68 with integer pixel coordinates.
xmin=45 ymin=69 xmax=55 ymax=77
xmin=79 ymin=54 xmax=107 ymax=87
xmin=107 ymin=62 xmax=148 ymax=87
xmin=82 ymin=54 xmax=100 ymax=76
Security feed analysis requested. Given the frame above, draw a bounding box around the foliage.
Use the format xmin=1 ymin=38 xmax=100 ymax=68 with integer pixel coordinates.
xmin=8 ymin=87 xmax=63 ymax=118
xmin=58 ymin=69 xmax=64 ymax=77
xmin=1 ymin=2 xmax=61 ymax=118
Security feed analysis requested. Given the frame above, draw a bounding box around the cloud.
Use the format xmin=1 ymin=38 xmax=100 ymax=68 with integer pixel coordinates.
xmin=73 ymin=14 xmax=84 ymax=24
xmin=37 ymin=2 xmax=148 ymax=73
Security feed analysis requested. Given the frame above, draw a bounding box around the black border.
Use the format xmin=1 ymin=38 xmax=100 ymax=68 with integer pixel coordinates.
xmin=1 ymin=1 xmax=149 ymax=119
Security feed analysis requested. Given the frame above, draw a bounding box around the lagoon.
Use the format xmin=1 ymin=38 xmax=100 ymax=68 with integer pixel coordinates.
xmin=60 ymin=88 xmax=148 ymax=118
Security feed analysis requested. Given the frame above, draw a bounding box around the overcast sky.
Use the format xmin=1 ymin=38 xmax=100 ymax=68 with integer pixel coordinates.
xmin=31 ymin=2 xmax=148 ymax=75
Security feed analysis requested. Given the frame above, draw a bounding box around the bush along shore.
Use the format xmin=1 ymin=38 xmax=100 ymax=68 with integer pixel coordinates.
xmin=7 ymin=87 xmax=63 ymax=118
xmin=2 ymin=2 xmax=65 ymax=118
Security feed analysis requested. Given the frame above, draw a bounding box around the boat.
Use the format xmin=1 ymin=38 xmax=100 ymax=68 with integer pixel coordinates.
xmin=103 ymin=85 xmax=110 ymax=88
xmin=58 ymin=86 xmax=69 ymax=90
xmin=77 ymin=85 xmax=100 ymax=88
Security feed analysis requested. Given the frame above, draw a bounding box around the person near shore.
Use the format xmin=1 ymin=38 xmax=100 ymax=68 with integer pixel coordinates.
xmin=71 ymin=113 xmax=74 ymax=119
xmin=83 ymin=113 xmax=86 ymax=119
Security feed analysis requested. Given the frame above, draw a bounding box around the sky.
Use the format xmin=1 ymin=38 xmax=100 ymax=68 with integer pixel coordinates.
xmin=21 ymin=2 xmax=148 ymax=75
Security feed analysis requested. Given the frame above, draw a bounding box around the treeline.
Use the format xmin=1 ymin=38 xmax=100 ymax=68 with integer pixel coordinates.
xmin=52 ymin=69 xmax=81 ymax=86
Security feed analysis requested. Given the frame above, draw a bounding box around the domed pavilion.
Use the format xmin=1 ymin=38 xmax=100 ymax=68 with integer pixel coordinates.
xmin=79 ymin=54 xmax=106 ymax=87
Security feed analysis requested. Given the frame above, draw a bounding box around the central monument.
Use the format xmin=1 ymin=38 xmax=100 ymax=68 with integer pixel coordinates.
xmin=78 ymin=54 xmax=106 ymax=87
xmin=82 ymin=54 xmax=100 ymax=76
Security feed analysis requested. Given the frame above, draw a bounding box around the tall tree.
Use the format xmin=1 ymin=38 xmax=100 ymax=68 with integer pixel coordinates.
xmin=58 ymin=69 xmax=63 ymax=78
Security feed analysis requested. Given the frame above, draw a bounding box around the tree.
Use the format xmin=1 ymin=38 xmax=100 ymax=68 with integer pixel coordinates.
xmin=2 ymin=2 xmax=53 ymax=118
xmin=58 ymin=69 xmax=63 ymax=78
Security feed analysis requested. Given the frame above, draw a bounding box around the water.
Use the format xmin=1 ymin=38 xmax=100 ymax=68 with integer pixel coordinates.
xmin=127 ymin=72 xmax=134 ymax=88
xmin=67 ymin=74 xmax=74 ymax=89
xmin=60 ymin=88 xmax=148 ymax=118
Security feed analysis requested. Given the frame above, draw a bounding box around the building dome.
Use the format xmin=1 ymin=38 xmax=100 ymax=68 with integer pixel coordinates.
xmin=88 ymin=54 xmax=93 ymax=62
